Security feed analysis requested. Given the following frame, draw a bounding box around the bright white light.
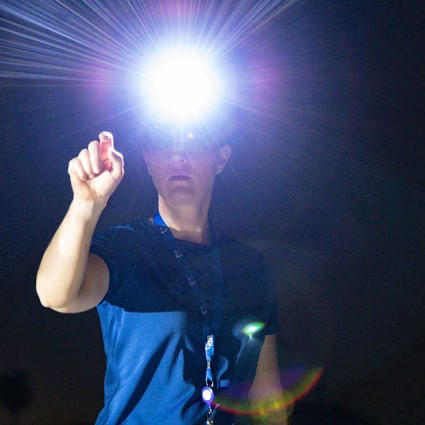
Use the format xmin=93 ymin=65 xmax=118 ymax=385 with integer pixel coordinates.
xmin=145 ymin=47 xmax=221 ymax=121
xmin=202 ymin=388 xmax=213 ymax=401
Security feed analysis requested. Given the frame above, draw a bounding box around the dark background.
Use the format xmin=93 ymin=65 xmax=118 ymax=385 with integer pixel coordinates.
xmin=1 ymin=1 xmax=424 ymax=424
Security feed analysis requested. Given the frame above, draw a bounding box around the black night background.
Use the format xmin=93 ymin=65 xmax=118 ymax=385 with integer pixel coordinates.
xmin=0 ymin=1 xmax=424 ymax=424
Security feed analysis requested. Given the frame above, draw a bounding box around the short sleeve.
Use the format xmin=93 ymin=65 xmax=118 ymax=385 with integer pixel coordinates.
xmin=90 ymin=225 xmax=137 ymax=303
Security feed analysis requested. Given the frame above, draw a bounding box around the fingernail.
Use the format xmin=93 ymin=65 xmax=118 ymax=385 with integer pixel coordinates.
xmin=100 ymin=131 xmax=112 ymax=140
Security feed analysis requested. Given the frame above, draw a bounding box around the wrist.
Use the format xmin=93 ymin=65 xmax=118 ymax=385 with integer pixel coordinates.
xmin=69 ymin=197 xmax=106 ymax=222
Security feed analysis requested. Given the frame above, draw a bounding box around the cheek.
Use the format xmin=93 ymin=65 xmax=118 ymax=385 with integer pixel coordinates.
xmin=151 ymin=169 xmax=166 ymax=187
xmin=196 ymin=160 xmax=218 ymax=181
xmin=147 ymin=160 xmax=167 ymax=186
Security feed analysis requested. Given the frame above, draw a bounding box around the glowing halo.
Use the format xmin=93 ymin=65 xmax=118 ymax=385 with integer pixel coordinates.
xmin=133 ymin=41 xmax=235 ymax=147
xmin=143 ymin=47 xmax=222 ymax=121
xmin=241 ymin=322 xmax=266 ymax=338
xmin=0 ymin=1 xmax=301 ymax=148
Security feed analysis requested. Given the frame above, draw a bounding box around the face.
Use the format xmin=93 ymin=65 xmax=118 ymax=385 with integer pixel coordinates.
xmin=143 ymin=140 xmax=231 ymax=208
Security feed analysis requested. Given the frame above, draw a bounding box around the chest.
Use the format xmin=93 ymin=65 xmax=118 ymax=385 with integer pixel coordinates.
xmin=112 ymin=252 xmax=264 ymax=333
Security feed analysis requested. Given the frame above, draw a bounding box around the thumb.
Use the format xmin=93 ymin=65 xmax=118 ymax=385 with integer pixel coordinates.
xmin=98 ymin=131 xmax=115 ymax=172
xmin=107 ymin=147 xmax=124 ymax=181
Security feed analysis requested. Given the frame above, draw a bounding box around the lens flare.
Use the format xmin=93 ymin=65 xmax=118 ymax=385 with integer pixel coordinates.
xmin=241 ymin=322 xmax=266 ymax=338
xmin=215 ymin=365 xmax=323 ymax=417
xmin=144 ymin=47 xmax=221 ymax=121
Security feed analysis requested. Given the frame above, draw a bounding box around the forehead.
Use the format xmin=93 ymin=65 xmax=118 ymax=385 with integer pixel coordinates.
xmin=144 ymin=134 xmax=220 ymax=153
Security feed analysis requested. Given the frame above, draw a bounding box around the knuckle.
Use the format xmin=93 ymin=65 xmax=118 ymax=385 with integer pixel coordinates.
xmin=88 ymin=140 xmax=99 ymax=150
xmin=78 ymin=148 xmax=88 ymax=158
xmin=68 ymin=157 xmax=78 ymax=170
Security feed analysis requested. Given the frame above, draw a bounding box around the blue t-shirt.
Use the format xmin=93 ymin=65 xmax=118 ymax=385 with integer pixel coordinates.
xmin=90 ymin=219 xmax=279 ymax=425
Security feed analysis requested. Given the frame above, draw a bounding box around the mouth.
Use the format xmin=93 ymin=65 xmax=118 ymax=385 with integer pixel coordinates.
xmin=169 ymin=175 xmax=191 ymax=181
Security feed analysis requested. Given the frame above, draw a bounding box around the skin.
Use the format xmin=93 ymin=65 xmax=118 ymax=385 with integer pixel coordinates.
xmin=36 ymin=132 xmax=123 ymax=313
xmin=36 ymin=132 xmax=287 ymax=424
xmin=143 ymin=141 xmax=231 ymax=244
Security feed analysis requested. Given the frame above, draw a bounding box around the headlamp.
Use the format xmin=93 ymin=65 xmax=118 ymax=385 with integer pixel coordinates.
xmin=144 ymin=121 xmax=220 ymax=152
xmin=145 ymin=47 xmax=221 ymax=121
xmin=140 ymin=44 xmax=232 ymax=150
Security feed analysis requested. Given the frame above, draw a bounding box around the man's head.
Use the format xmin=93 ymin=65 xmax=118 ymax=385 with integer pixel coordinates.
xmin=142 ymin=128 xmax=231 ymax=208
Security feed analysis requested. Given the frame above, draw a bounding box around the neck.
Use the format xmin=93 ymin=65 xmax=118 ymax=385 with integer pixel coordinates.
xmin=157 ymin=198 xmax=211 ymax=244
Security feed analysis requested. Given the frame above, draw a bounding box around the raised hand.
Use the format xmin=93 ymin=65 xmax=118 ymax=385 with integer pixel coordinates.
xmin=68 ymin=131 xmax=124 ymax=204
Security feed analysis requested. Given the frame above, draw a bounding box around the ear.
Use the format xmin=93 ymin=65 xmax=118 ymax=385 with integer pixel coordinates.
xmin=219 ymin=144 xmax=232 ymax=166
xmin=142 ymin=147 xmax=151 ymax=175
xmin=216 ymin=144 xmax=232 ymax=174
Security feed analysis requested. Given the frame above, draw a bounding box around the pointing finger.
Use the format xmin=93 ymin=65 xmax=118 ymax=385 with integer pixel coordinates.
xmin=98 ymin=131 xmax=114 ymax=171
xmin=99 ymin=131 xmax=114 ymax=149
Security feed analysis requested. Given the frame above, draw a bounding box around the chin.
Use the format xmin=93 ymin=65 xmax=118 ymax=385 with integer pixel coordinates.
xmin=165 ymin=189 xmax=199 ymax=203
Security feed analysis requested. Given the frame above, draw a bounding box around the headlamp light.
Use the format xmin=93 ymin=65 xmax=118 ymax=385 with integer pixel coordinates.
xmin=140 ymin=44 xmax=232 ymax=150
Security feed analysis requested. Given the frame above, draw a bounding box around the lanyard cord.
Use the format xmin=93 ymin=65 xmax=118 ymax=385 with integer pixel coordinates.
xmin=153 ymin=214 xmax=224 ymax=392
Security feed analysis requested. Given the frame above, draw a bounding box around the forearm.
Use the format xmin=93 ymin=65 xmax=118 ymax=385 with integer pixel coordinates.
xmin=250 ymin=409 xmax=289 ymax=425
xmin=36 ymin=198 xmax=105 ymax=311
xmin=249 ymin=335 xmax=289 ymax=424
xmin=249 ymin=388 xmax=289 ymax=425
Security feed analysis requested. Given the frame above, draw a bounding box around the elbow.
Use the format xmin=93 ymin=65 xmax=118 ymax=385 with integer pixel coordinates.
xmin=36 ymin=273 xmax=73 ymax=313
xmin=36 ymin=292 xmax=51 ymax=309
xmin=36 ymin=292 xmax=59 ymax=311
xmin=36 ymin=285 xmax=61 ymax=311
xmin=36 ymin=273 xmax=92 ymax=314
xmin=36 ymin=292 xmax=75 ymax=313
xmin=36 ymin=273 xmax=51 ymax=308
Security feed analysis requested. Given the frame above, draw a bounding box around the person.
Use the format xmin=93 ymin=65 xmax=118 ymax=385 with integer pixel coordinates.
xmin=36 ymin=130 xmax=287 ymax=424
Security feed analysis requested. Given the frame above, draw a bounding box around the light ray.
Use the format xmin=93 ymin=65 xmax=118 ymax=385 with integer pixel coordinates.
xmin=0 ymin=0 xmax=302 ymax=149
xmin=0 ymin=1 xmax=299 ymax=83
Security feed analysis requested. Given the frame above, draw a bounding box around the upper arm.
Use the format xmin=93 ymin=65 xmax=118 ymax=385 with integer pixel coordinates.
xmin=249 ymin=334 xmax=288 ymax=424
xmin=56 ymin=253 xmax=109 ymax=313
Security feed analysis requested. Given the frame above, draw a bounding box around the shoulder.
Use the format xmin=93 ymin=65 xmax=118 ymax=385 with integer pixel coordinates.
xmin=90 ymin=219 xmax=158 ymax=256
xmin=93 ymin=219 xmax=154 ymax=240
xmin=218 ymin=233 xmax=267 ymax=272
xmin=97 ymin=218 xmax=153 ymax=235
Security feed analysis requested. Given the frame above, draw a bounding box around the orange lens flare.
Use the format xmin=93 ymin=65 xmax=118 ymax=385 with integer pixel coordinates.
xmin=215 ymin=366 xmax=324 ymax=417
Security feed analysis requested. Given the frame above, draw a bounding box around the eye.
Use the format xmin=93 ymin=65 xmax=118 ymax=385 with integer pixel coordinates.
xmin=146 ymin=140 xmax=169 ymax=151
xmin=183 ymin=140 xmax=208 ymax=153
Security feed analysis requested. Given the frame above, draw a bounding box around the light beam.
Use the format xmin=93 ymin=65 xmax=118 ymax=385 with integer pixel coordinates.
xmin=143 ymin=46 xmax=222 ymax=122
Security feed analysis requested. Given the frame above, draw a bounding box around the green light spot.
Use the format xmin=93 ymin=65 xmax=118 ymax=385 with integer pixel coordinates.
xmin=242 ymin=322 xmax=265 ymax=337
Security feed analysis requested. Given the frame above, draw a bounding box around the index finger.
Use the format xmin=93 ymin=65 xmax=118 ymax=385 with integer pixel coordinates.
xmin=99 ymin=131 xmax=114 ymax=149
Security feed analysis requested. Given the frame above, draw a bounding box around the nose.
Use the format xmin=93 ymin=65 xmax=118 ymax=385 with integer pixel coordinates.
xmin=169 ymin=142 xmax=188 ymax=163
